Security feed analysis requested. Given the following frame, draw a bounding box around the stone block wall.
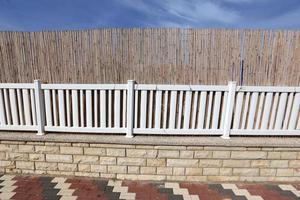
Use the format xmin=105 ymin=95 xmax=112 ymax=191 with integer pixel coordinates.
xmin=0 ymin=140 xmax=300 ymax=182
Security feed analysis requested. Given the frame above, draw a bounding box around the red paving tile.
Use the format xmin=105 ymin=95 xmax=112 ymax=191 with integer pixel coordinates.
xmin=123 ymin=181 xmax=169 ymax=200
xmin=11 ymin=176 xmax=44 ymax=200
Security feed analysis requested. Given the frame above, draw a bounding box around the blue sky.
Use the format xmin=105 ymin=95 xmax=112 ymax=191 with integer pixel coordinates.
xmin=0 ymin=0 xmax=300 ymax=31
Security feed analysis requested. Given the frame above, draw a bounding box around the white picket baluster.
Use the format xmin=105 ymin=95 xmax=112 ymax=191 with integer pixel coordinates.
xmin=66 ymin=90 xmax=71 ymax=127
xmin=183 ymin=91 xmax=192 ymax=129
xmin=9 ymin=89 xmax=19 ymax=125
xmin=94 ymin=90 xmax=98 ymax=127
xmin=169 ymin=91 xmax=177 ymax=129
xmin=86 ymin=90 xmax=92 ymax=127
xmin=148 ymin=90 xmax=153 ymax=128
xmin=212 ymin=91 xmax=221 ymax=129
xmin=58 ymin=90 xmax=66 ymax=127
xmin=52 ymin=90 xmax=58 ymax=126
xmin=108 ymin=90 xmax=112 ymax=127
xmin=283 ymin=93 xmax=294 ymax=129
xmin=17 ymin=89 xmax=24 ymax=125
xmin=0 ymin=89 xmax=7 ymax=125
xmin=114 ymin=90 xmax=121 ymax=128
xmin=288 ymin=93 xmax=300 ymax=129
xmin=191 ymin=91 xmax=199 ymax=129
xmin=72 ymin=90 xmax=79 ymax=127
xmin=261 ymin=93 xmax=273 ymax=129
xmin=163 ymin=91 xmax=169 ymax=129
xmin=197 ymin=91 xmax=207 ymax=129
xmin=44 ymin=89 xmax=52 ymax=126
xmin=126 ymin=80 xmax=135 ymax=137
xmin=34 ymin=80 xmax=45 ymax=135
xmin=140 ymin=90 xmax=147 ymax=129
xmin=177 ymin=91 xmax=184 ymax=129
xmin=122 ymin=90 xmax=127 ymax=128
xmin=220 ymin=92 xmax=228 ymax=129
xmin=233 ymin=92 xmax=243 ymax=129
xmin=205 ymin=91 xmax=213 ymax=129
xmin=274 ymin=93 xmax=288 ymax=129
xmin=30 ymin=89 xmax=37 ymax=125
xmin=247 ymin=92 xmax=258 ymax=129
xmin=155 ymin=91 xmax=162 ymax=129
xmin=22 ymin=89 xmax=32 ymax=125
xmin=80 ymin=90 xmax=84 ymax=127
xmin=100 ymin=90 xmax=106 ymax=128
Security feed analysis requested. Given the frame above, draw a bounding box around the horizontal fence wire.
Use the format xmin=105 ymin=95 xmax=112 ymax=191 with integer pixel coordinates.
xmin=0 ymin=81 xmax=299 ymax=137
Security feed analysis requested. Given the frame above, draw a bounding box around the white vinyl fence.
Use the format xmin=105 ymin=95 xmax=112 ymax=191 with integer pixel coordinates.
xmin=0 ymin=80 xmax=299 ymax=138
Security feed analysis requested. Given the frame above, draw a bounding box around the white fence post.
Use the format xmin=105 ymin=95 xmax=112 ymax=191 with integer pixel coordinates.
xmin=34 ymin=80 xmax=45 ymax=135
xmin=221 ymin=81 xmax=237 ymax=139
xmin=126 ymin=80 xmax=135 ymax=138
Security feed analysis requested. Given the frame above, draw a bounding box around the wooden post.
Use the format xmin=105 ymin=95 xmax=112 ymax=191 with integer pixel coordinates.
xmin=221 ymin=81 xmax=237 ymax=139
xmin=126 ymin=80 xmax=135 ymax=138
xmin=34 ymin=80 xmax=45 ymax=135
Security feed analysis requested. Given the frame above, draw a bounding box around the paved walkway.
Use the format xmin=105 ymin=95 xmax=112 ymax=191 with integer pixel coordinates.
xmin=0 ymin=174 xmax=299 ymax=200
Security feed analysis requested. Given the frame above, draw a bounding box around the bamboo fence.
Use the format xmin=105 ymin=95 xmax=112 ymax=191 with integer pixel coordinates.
xmin=0 ymin=29 xmax=299 ymax=85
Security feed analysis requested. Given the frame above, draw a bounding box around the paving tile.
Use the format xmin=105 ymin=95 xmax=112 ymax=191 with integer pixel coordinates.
xmin=0 ymin=173 xmax=299 ymax=199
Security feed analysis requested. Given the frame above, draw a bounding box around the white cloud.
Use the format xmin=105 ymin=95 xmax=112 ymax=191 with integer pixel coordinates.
xmin=120 ymin=0 xmax=240 ymax=25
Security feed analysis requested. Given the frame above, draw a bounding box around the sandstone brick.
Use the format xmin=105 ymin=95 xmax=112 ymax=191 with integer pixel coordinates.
xmin=78 ymin=164 xmax=90 ymax=172
xmin=58 ymin=163 xmax=77 ymax=171
xmin=277 ymin=169 xmax=294 ymax=177
xmin=154 ymin=146 xmax=186 ymax=150
xmin=281 ymin=152 xmax=297 ymax=159
xmin=203 ymin=168 xmax=219 ymax=176
xmin=158 ymin=150 xmax=179 ymax=158
xmin=117 ymin=174 xmax=166 ymax=181
xmin=127 ymin=149 xmax=157 ymax=158
xmin=219 ymin=168 xmax=232 ymax=176
xmin=73 ymin=155 xmax=99 ymax=164
xmin=173 ymin=167 xmax=185 ymax=176
xmin=223 ymin=160 xmax=250 ymax=167
xmin=273 ymin=177 xmax=300 ymax=182
xmin=0 ymin=160 xmax=15 ymax=168
xmin=267 ymin=152 xmax=281 ymax=159
xmin=270 ymin=160 xmax=289 ymax=168
xmin=294 ymin=169 xmax=300 ymax=176
xmin=289 ymin=160 xmax=300 ymax=168
xmin=46 ymin=154 xmax=72 ymax=163
xmin=147 ymin=159 xmax=166 ymax=167
xmin=157 ymin=167 xmax=172 ymax=175
xmin=108 ymin=165 xmax=127 ymax=173
xmin=84 ymin=148 xmax=106 ymax=156
xmin=141 ymin=167 xmax=156 ymax=174
xmin=75 ymin=172 xmax=99 ymax=177
xmin=207 ymin=176 xmax=239 ymax=182
xmin=2 ymin=141 xmax=25 ymax=145
xmin=231 ymin=151 xmax=267 ymax=159
xmin=72 ymin=143 xmax=89 ymax=147
xmin=100 ymin=157 xmax=116 ymax=165
xmin=101 ymin=173 xmax=116 ymax=179
xmin=35 ymin=162 xmax=57 ymax=171
xmin=60 ymin=146 xmax=83 ymax=155
xmin=186 ymin=176 xmax=207 ymax=182
xmin=186 ymin=168 xmax=203 ymax=176
xmin=16 ymin=161 xmax=34 ymax=170
xmin=233 ymin=168 xmax=259 ymax=176
xmin=106 ymin=148 xmax=125 ymax=157
xmin=167 ymin=159 xmax=198 ymax=167
xmin=180 ymin=151 xmax=194 ymax=158
xmin=91 ymin=165 xmax=107 ymax=173
xmin=199 ymin=160 xmax=222 ymax=167
xmin=260 ymin=169 xmax=276 ymax=176
xmin=167 ymin=175 xmax=186 ymax=181
xmin=6 ymin=152 xmax=28 ymax=161
xmin=6 ymin=168 xmax=21 ymax=173
xmin=194 ymin=151 xmax=212 ymax=158
xmin=118 ymin=158 xmax=146 ymax=166
xmin=213 ymin=151 xmax=230 ymax=159
xmin=35 ymin=146 xmax=59 ymax=154
xmin=0 ymin=152 xmax=5 ymax=159
xmin=29 ymin=154 xmax=45 ymax=161
xmin=18 ymin=145 xmax=34 ymax=153
xmin=251 ymin=160 xmax=270 ymax=168
xmin=135 ymin=145 xmax=153 ymax=149
xmin=128 ymin=166 xmax=139 ymax=174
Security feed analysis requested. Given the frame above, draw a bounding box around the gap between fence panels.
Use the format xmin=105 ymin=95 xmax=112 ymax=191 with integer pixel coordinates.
xmin=0 ymin=80 xmax=299 ymax=139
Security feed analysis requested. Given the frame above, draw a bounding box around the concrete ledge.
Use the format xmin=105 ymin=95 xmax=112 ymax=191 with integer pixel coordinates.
xmin=0 ymin=131 xmax=300 ymax=147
